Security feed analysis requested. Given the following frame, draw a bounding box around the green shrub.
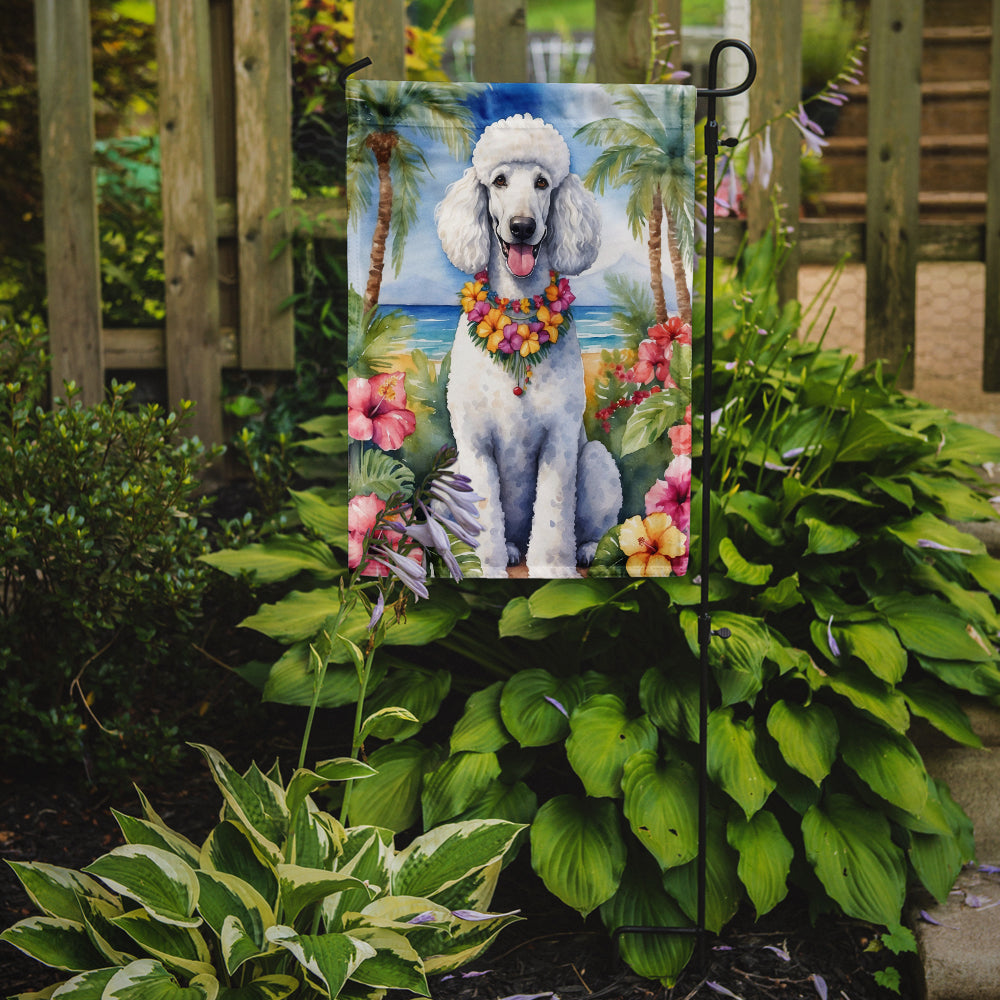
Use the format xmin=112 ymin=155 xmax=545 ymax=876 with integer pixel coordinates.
xmin=0 ymin=317 xmax=220 ymax=783
xmin=1 ymin=743 xmax=524 ymax=998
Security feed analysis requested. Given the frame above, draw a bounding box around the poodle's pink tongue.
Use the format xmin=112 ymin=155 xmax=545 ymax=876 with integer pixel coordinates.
xmin=507 ymin=242 xmax=536 ymax=277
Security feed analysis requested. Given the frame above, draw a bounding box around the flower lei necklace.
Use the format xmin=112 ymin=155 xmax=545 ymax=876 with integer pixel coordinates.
xmin=459 ymin=269 xmax=575 ymax=395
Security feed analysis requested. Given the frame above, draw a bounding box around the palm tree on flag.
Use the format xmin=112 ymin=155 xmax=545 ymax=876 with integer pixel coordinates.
xmin=575 ymin=88 xmax=695 ymax=325
xmin=347 ymin=81 xmax=479 ymax=314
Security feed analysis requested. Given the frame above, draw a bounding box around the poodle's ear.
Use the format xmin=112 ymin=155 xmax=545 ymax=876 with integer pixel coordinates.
xmin=547 ymin=173 xmax=602 ymax=275
xmin=435 ymin=168 xmax=490 ymax=274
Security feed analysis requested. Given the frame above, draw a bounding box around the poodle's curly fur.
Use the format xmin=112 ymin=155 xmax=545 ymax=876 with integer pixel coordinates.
xmin=435 ymin=114 xmax=622 ymax=577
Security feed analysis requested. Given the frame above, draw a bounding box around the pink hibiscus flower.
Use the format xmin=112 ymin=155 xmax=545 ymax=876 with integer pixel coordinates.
xmin=648 ymin=315 xmax=692 ymax=349
xmin=348 ymin=371 xmax=416 ymax=451
xmin=348 ymin=492 xmax=422 ymax=579
xmin=628 ymin=338 xmax=671 ymax=385
xmin=644 ymin=454 xmax=692 ymax=534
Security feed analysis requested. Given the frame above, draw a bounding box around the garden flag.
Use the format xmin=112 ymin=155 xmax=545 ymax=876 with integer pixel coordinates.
xmin=347 ymin=81 xmax=695 ymax=579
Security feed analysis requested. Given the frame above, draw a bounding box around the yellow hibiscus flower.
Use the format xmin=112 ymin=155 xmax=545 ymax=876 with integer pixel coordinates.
xmin=476 ymin=307 xmax=510 ymax=353
xmin=518 ymin=324 xmax=541 ymax=357
xmin=619 ymin=512 xmax=687 ymax=577
xmin=536 ymin=304 xmax=563 ymax=342
xmin=461 ymin=280 xmax=487 ymax=313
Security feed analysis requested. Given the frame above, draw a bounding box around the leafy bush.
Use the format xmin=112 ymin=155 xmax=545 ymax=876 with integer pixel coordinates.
xmin=209 ymin=233 xmax=1000 ymax=985
xmin=0 ymin=317 xmax=220 ymax=782
xmin=1 ymin=743 xmax=524 ymax=998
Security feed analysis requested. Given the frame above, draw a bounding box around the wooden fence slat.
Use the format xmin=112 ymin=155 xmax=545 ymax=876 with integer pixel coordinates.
xmin=473 ymin=0 xmax=527 ymax=82
xmin=233 ymin=0 xmax=294 ymax=369
xmin=864 ymin=0 xmax=923 ymax=389
xmin=354 ymin=0 xmax=406 ymax=80
xmin=34 ymin=0 xmax=103 ymax=405
xmin=983 ymin=0 xmax=1000 ymax=390
xmin=747 ymin=0 xmax=802 ymax=305
xmin=157 ymin=0 xmax=223 ymax=445
xmin=594 ymin=0 xmax=659 ymax=84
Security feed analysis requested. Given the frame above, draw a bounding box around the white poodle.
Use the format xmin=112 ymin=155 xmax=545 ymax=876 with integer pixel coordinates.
xmin=435 ymin=113 xmax=622 ymax=577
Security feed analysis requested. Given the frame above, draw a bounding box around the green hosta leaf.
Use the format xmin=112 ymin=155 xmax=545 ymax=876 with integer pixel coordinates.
xmin=393 ymin=820 xmax=524 ymax=900
xmin=718 ymin=537 xmax=772 ymax=585
xmin=835 ymin=621 xmax=907 ymax=684
xmin=362 ymin=667 xmax=451 ymax=740
xmin=621 ymin=751 xmax=699 ymax=871
xmin=345 ymin=926 xmax=428 ymax=994
xmin=277 ymin=865 xmax=374 ymax=925
xmin=191 ymin=746 xmax=287 ymax=863
xmin=803 ymin=517 xmax=859 ymax=556
xmin=288 ymin=488 xmax=347 ymax=543
xmin=285 ymin=759 xmax=376 ymax=822
xmin=834 ymin=410 xmax=927 ymax=463
xmin=874 ymin=594 xmax=995 ymax=662
xmin=909 ymin=827 xmax=966 ymax=905
xmin=103 ymin=959 xmax=218 ymax=1000
xmin=906 ymin=472 xmax=998 ymax=522
xmin=901 ymin=680 xmax=982 ymax=748
xmin=530 ymin=795 xmax=626 ymax=917
xmin=0 ymin=916 xmax=107 ymax=971
xmin=497 ymin=597 xmax=564 ymax=639
xmin=680 ymin=610 xmax=770 ymax=706
xmin=566 ymin=695 xmax=658 ymax=798
xmin=967 ymin=553 xmax=1000 ymax=597
xmin=4 ymin=862 xmax=118 ymax=923
xmin=112 ymin=812 xmax=201 ymax=868
xmin=727 ymin=811 xmax=793 ymax=918
xmin=839 ymin=718 xmax=929 ymax=817
xmin=802 ymin=793 xmax=906 ymax=926
xmin=885 ymin=512 xmax=985 ymax=556
xmin=755 ymin=573 xmax=805 ymax=614
xmin=599 ymin=853 xmax=694 ymax=987
xmin=527 ymin=578 xmax=624 ymax=617
xmin=265 ymin=926 xmax=375 ymax=997
xmin=452 ymin=779 xmax=538 ymax=827
xmin=661 ymin=811 xmax=741 ymax=933
xmin=83 ymin=846 xmax=200 ymax=928
xmin=216 ymin=975 xmax=299 ymax=1000
xmin=916 ymin=655 xmax=1000 ymax=697
xmin=707 ymin=708 xmax=776 ymax=819
xmin=936 ymin=421 xmax=1000 ymax=464
xmin=765 ymin=700 xmax=838 ymax=786
xmin=111 ymin=908 xmax=214 ymax=978
xmin=812 ymin=662 xmax=910 ymax=732
xmin=200 ymin=536 xmax=340 ymax=584
xmin=195 ymin=871 xmax=273 ymax=974
xmin=261 ymin=644 xmax=382 ymax=708
xmin=200 ymin=822 xmax=278 ymax=910
xmin=450 ymin=682 xmax=511 ymax=754
xmin=421 ymin=751 xmax=502 ymax=828
xmin=347 ymin=740 xmax=442 ymax=832
xmin=639 ymin=665 xmax=699 ymax=742
xmin=724 ymin=490 xmax=784 ymax=546
xmin=499 ymin=670 xmax=585 ymax=747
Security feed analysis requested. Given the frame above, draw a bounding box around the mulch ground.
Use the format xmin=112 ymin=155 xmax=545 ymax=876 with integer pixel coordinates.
xmin=1 ymin=742 xmax=914 ymax=1000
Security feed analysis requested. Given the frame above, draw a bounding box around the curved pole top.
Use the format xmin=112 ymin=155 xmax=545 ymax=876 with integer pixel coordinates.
xmin=697 ymin=39 xmax=756 ymax=99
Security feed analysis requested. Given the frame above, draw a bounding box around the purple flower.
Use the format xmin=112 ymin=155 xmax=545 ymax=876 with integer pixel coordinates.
xmin=747 ymin=125 xmax=773 ymax=191
xmin=367 ymin=590 xmax=385 ymax=630
xmin=407 ymin=911 xmax=438 ymax=925
xmin=917 ymin=539 xmax=973 ymax=554
xmin=544 ymin=695 xmax=569 ymax=717
xmin=452 ymin=908 xmax=520 ymax=921
xmin=812 ymin=974 xmax=828 ymax=1000
xmin=790 ymin=104 xmax=828 ymax=156
xmin=427 ymin=471 xmax=483 ymax=546
xmin=368 ymin=543 xmax=429 ymax=600
xmin=827 ymin=616 xmax=841 ymax=658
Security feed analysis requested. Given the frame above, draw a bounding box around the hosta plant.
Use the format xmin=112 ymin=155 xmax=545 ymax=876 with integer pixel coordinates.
xmin=1 ymin=744 xmax=523 ymax=999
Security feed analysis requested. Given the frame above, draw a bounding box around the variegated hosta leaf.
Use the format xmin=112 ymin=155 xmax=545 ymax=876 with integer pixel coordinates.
xmin=661 ymin=811 xmax=742 ymax=934
xmin=191 ymin=745 xmax=288 ymax=863
xmin=276 ymin=864 xmax=375 ymax=925
xmin=195 ymin=871 xmax=274 ymax=974
xmin=287 ymin=802 xmax=343 ymax=870
xmin=706 ymin=707 xmax=776 ymax=819
xmin=529 ymin=795 xmax=626 ymax=917
xmin=420 ymin=907 xmax=522 ymax=975
xmin=566 ymin=695 xmax=658 ymax=798
xmin=424 ymin=859 xmax=501 ymax=916
xmin=621 ymin=751 xmax=699 ymax=871
xmin=323 ymin=829 xmax=393 ymax=930
xmin=391 ymin=820 xmax=524 ymax=901
xmin=102 ymin=958 xmax=218 ymax=999
xmin=802 ymin=793 xmax=906 ymax=926
xmin=112 ymin=810 xmax=201 ymax=868
xmin=45 ymin=966 xmax=118 ymax=997
xmin=4 ymin=861 xmax=118 ymax=922
xmin=0 ymin=916 xmax=107 ymax=972
xmin=420 ymin=751 xmax=502 ymax=829
xmin=265 ymin=926 xmax=376 ymax=998
xmin=110 ymin=908 xmax=214 ymax=979
xmin=599 ymin=853 xmax=694 ymax=987
xmin=499 ymin=670 xmax=585 ymax=747
xmin=77 ymin=894 xmax=136 ymax=966
xmin=727 ymin=810 xmax=793 ymax=918
xmin=83 ymin=846 xmax=200 ymax=928
xmin=214 ymin=974 xmax=299 ymax=1000
xmin=200 ymin=822 xmax=278 ymax=910
xmin=344 ymin=926 xmax=429 ymax=995
xmin=450 ymin=681 xmax=511 ymax=754
xmin=285 ymin=760 xmax=375 ymax=824
xmin=765 ymin=700 xmax=838 ymax=786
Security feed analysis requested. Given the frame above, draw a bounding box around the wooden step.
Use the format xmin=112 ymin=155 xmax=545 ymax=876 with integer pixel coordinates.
xmin=813 ymin=189 xmax=987 ymax=222
xmin=921 ymin=0 xmax=992 ymax=28
xmin=922 ymin=25 xmax=993 ymax=83
xmin=822 ymin=134 xmax=989 ymax=193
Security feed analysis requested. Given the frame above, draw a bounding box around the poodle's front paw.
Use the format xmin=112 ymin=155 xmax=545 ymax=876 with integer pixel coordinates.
xmin=506 ymin=543 xmax=523 ymax=566
xmin=576 ymin=541 xmax=599 ymax=567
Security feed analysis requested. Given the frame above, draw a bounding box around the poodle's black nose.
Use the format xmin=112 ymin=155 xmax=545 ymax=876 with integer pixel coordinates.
xmin=509 ymin=217 xmax=536 ymax=242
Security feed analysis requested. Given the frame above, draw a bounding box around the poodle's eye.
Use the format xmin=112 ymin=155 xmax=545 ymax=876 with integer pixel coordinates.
xmin=535 ymin=177 xmax=549 ymax=190
xmin=492 ymin=175 xmax=507 ymax=188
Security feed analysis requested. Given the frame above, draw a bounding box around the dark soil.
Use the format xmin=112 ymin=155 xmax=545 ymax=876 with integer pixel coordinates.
xmin=1 ymin=748 xmax=915 ymax=1000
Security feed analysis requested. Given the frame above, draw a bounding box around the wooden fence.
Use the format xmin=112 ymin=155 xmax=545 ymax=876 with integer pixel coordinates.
xmin=33 ymin=0 xmax=1000 ymax=445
